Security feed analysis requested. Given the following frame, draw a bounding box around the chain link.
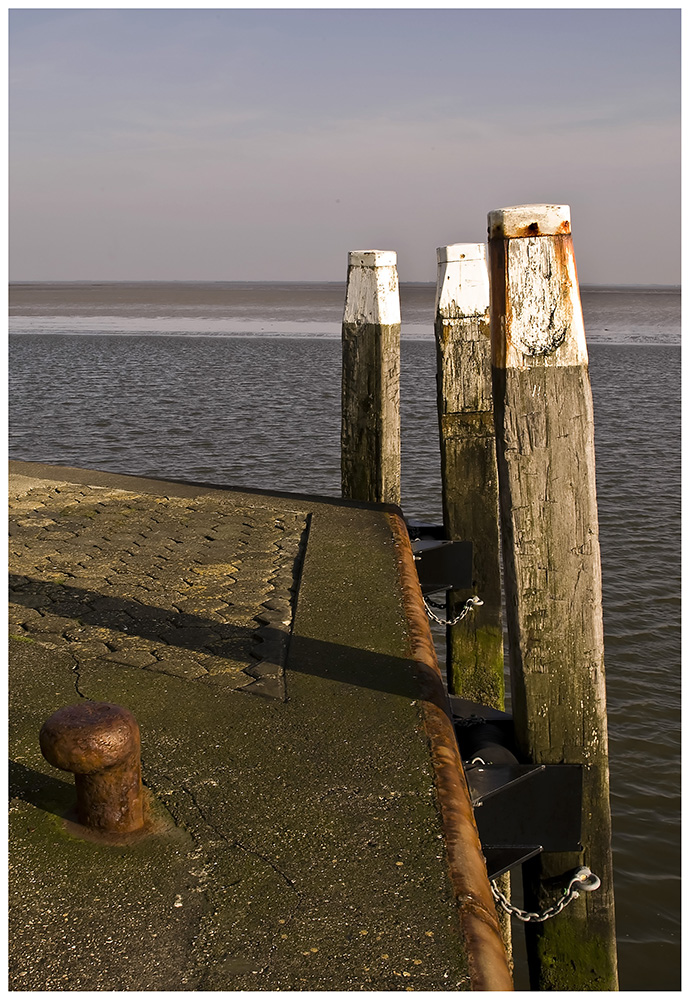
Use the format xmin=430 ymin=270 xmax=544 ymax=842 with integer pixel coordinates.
xmin=424 ymin=595 xmax=483 ymax=626
xmin=423 ymin=580 xmax=600 ymax=924
xmin=491 ymin=867 xmax=601 ymax=923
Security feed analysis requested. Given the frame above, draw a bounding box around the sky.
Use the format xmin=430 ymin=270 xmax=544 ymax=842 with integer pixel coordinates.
xmin=8 ymin=7 xmax=681 ymax=285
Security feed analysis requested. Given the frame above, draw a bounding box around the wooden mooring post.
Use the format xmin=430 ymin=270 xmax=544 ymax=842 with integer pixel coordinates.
xmin=488 ymin=204 xmax=618 ymax=990
xmin=434 ymin=243 xmax=503 ymax=706
xmin=435 ymin=243 xmax=512 ymax=966
xmin=341 ymin=250 xmax=401 ymax=505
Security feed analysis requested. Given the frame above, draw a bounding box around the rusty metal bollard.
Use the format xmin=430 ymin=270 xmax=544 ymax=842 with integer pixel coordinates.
xmin=39 ymin=701 xmax=145 ymax=834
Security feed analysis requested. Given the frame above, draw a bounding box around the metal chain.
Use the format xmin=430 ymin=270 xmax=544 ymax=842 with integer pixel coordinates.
xmin=424 ymin=595 xmax=483 ymax=626
xmin=491 ymin=867 xmax=601 ymax=923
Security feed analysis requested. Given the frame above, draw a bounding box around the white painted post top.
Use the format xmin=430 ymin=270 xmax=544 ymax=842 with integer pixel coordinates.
xmin=436 ymin=243 xmax=486 ymax=265
xmin=348 ymin=250 xmax=397 ymax=268
xmin=435 ymin=243 xmax=489 ymax=318
xmin=344 ymin=250 xmax=400 ymax=326
xmin=488 ymin=204 xmax=571 ymax=240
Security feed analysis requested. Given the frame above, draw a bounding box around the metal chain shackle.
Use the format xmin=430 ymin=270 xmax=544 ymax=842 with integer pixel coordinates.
xmin=491 ymin=867 xmax=601 ymax=923
xmin=424 ymin=595 xmax=483 ymax=627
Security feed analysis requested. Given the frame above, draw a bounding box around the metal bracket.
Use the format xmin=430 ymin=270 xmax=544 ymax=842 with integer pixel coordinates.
xmin=465 ymin=763 xmax=583 ymax=878
xmin=407 ymin=522 xmax=473 ymax=595
xmin=451 ymin=698 xmax=583 ymax=879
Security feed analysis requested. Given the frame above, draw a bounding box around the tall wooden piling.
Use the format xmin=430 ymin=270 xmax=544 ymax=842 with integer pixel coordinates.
xmin=435 ymin=243 xmax=512 ymax=965
xmin=488 ymin=204 xmax=618 ymax=990
xmin=434 ymin=244 xmax=503 ymax=706
xmin=341 ymin=250 xmax=401 ymax=505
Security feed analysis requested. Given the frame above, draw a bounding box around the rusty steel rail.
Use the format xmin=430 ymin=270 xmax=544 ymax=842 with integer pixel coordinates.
xmin=387 ymin=512 xmax=513 ymax=992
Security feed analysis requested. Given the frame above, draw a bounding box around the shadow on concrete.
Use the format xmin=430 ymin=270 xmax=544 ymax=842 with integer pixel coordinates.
xmin=9 ymin=576 xmax=439 ymax=705
xmin=9 ymin=760 xmax=74 ymax=818
xmin=286 ymin=634 xmax=425 ymax=703
xmin=9 ymin=574 xmax=255 ymax=654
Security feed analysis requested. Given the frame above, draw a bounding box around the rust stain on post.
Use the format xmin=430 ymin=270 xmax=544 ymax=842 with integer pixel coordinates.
xmin=510 ymin=219 xmax=571 ymax=238
xmin=387 ymin=513 xmax=513 ymax=992
xmin=40 ymin=701 xmax=146 ymax=835
xmin=488 ymin=205 xmax=571 ymax=241
xmin=489 ymin=228 xmax=587 ymax=370
xmin=487 ymin=203 xmax=618 ymax=989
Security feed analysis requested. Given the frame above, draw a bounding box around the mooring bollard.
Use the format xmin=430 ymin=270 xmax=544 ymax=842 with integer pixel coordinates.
xmin=488 ymin=204 xmax=618 ymax=990
xmin=434 ymin=243 xmax=503 ymax=706
xmin=39 ymin=701 xmax=145 ymax=834
xmin=341 ymin=250 xmax=401 ymax=505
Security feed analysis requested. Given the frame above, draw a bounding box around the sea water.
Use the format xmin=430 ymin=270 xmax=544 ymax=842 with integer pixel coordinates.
xmin=9 ymin=282 xmax=681 ymax=989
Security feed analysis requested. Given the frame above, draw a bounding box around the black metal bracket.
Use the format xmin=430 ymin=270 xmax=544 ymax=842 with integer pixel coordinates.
xmin=406 ymin=522 xmax=473 ymax=595
xmin=451 ymin=698 xmax=583 ymax=880
xmin=465 ymin=763 xmax=583 ymax=878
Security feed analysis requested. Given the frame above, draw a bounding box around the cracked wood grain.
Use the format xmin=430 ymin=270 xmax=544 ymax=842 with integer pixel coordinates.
xmin=434 ymin=243 xmax=504 ymax=709
xmin=341 ymin=250 xmax=401 ymax=505
xmin=434 ymin=242 xmax=511 ymax=958
xmin=488 ymin=204 xmax=618 ymax=991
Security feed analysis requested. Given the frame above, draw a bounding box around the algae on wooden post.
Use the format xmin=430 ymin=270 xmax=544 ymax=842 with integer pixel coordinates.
xmin=488 ymin=204 xmax=618 ymax=991
xmin=434 ymin=243 xmax=512 ymax=966
xmin=434 ymin=244 xmax=503 ymax=706
xmin=341 ymin=250 xmax=401 ymax=506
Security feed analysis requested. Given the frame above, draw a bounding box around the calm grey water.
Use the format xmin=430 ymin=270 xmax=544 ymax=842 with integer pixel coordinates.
xmin=9 ymin=283 xmax=681 ymax=990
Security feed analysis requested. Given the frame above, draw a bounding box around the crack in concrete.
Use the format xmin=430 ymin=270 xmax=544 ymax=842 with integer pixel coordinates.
xmin=70 ymin=652 xmax=87 ymax=699
xmin=185 ymin=782 xmax=301 ymax=895
xmin=152 ymin=780 xmax=300 ymax=986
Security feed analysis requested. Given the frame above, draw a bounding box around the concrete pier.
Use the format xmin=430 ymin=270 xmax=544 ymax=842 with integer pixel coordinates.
xmin=9 ymin=460 xmax=511 ymax=991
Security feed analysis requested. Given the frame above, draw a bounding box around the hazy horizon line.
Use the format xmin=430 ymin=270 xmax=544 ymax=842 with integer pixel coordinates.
xmin=8 ymin=279 xmax=682 ymax=291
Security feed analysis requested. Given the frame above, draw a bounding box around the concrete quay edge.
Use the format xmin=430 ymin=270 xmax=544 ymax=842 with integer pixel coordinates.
xmin=9 ymin=460 xmax=511 ymax=990
xmin=387 ymin=512 xmax=513 ymax=992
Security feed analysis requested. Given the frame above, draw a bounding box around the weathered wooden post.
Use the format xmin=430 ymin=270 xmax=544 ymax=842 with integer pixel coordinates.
xmin=435 ymin=243 xmax=512 ymax=965
xmin=488 ymin=204 xmax=618 ymax=990
xmin=434 ymin=243 xmax=503 ymax=706
xmin=341 ymin=250 xmax=401 ymax=505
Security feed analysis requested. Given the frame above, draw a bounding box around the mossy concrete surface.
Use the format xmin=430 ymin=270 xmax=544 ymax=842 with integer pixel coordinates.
xmin=9 ymin=462 xmax=474 ymax=990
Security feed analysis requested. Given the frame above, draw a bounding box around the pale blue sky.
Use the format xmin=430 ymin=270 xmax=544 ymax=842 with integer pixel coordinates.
xmin=9 ymin=8 xmax=681 ymax=283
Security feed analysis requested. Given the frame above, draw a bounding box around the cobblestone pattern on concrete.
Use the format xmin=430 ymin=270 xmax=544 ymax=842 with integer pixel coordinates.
xmin=9 ymin=477 xmax=308 ymax=698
